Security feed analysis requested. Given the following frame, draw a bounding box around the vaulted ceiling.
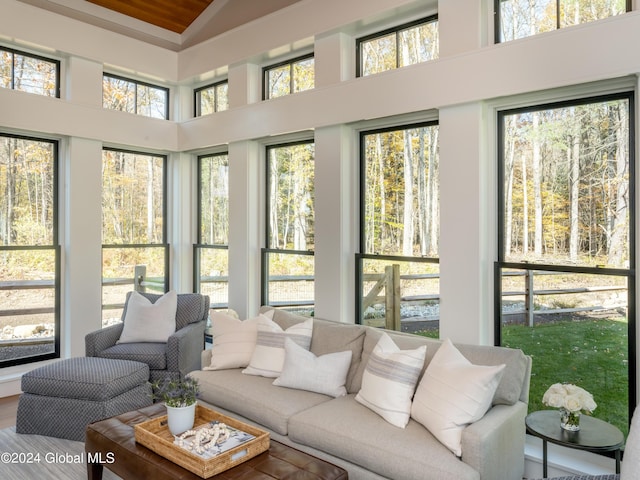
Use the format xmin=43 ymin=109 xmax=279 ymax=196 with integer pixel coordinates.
xmin=87 ymin=0 xmax=215 ymax=34
xmin=15 ymin=0 xmax=302 ymax=50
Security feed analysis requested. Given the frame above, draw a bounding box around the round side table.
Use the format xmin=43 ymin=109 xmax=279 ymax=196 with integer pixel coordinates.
xmin=525 ymin=410 xmax=624 ymax=478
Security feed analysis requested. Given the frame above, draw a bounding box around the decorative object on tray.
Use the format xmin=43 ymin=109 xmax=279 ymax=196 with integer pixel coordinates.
xmin=175 ymin=420 xmax=257 ymax=458
xmin=542 ymin=382 xmax=597 ymax=431
xmin=134 ymin=404 xmax=270 ymax=478
xmin=152 ymin=375 xmax=200 ymax=435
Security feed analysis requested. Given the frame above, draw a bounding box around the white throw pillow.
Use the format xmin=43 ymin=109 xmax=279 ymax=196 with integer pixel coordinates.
xmin=203 ymin=311 xmax=274 ymax=371
xmin=242 ymin=316 xmax=313 ymax=378
xmin=273 ymin=338 xmax=352 ymax=397
xmin=621 ymin=404 xmax=640 ymax=479
xmin=117 ymin=290 xmax=178 ymax=343
xmin=355 ymin=333 xmax=426 ymax=428
xmin=410 ymin=338 xmax=506 ymax=457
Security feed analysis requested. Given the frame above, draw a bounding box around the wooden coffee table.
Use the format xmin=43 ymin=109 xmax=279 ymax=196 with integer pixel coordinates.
xmin=85 ymin=403 xmax=348 ymax=480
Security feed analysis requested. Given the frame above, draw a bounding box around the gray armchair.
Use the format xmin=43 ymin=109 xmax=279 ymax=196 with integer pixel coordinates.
xmin=85 ymin=292 xmax=210 ymax=382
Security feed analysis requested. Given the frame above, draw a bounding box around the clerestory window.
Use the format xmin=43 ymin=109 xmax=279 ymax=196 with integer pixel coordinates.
xmin=195 ymin=81 xmax=229 ymax=116
xmin=0 ymin=46 xmax=59 ymax=97
xmin=495 ymin=0 xmax=631 ymax=43
xmin=356 ymin=15 xmax=439 ymax=77
xmin=263 ymin=54 xmax=314 ymax=100
xmin=103 ymin=73 xmax=169 ymax=119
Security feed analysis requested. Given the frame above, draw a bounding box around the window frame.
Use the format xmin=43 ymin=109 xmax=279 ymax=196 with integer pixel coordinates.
xmin=194 ymin=80 xmax=229 ymax=117
xmin=0 ymin=132 xmax=60 ymax=367
xmin=494 ymin=0 xmax=633 ymax=44
xmin=355 ymin=14 xmax=438 ymax=78
xmin=261 ymin=139 xmax=315 ymax=310
xmin=194 ymin=152 xmax=230 ymax=307
xmin=494 ymin=90 xmax=637 ymax=427
xmin=262 ymin=53 xmax=315 ymax=101
xmin=0 ymin=46 xmax=60 ymax=98
xmin=102 ymin=72 xmax=170 ymax=120
xmin=357 ymin=121 xmax=440 ymax=327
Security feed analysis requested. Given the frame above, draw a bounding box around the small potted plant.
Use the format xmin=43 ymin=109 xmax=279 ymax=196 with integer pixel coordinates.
xmin=152 ymin=375 xmax=200 ymax=435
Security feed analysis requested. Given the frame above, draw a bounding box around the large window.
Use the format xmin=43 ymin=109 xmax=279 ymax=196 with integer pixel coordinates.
xmin=103 ymin=73 xmax=169 ymax=119
xmin=0 ymin=134 xmax=59 ymax=367
xmin=195 ymin=81 xmax=229 ymax=116
xmin=358 ymin=123 xmax=440 ymax=336
xmin=357 ymin=15 xmax=439 ymax=77
xmin=262 ymin=141 xmax=315 ymax=313
xmin=0 ymin=46 xmax=59 ymax=97
xmin=263 ymin=54 xmax=314 ymax=100
xmin=495 ymin=0 xmax=630 ymax=43
xmin=101 ymin=149 xmax=168 ymax=326
xmin=195 ymin=153 xmax=229 ymax=308
xmin=496 ymin=93 xmax=635 ymax=436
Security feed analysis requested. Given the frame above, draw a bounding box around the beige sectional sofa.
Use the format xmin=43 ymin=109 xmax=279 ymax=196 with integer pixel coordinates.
xmin=189 ymin=307 xmax=531 ymax=480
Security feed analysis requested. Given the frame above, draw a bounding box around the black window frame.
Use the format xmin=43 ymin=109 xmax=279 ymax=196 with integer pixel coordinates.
xmin=262 ymin=53 xmax=315 ymax=101
xmin=0 ymin=132 xmax=60 ymax=367
xmin=494 ymin=91 xmax=637 ymax=427
xmin=356 ymin=14 xmax=438 ymax=78
xmin=194 ymin=80 xmax=229 ymax=117
xmin=356 ymin=121 xmax=440 ymax=326
xmin=494 ymin=0 xmax=633 ymax=44
xmin=194 ymin=152 xmax=230 ymax=308
xmin=102 ymin=72 xmax=170 ymax=120
xmin=0 ymin=46 xmax=61 ymax=98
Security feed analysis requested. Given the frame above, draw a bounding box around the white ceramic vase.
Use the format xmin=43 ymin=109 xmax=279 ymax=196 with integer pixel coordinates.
xmin=166 ymin=402 xmax=196 ymax=435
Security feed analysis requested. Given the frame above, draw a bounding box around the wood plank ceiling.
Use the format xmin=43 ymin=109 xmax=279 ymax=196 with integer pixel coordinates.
xmin=86 ymin=0 xmax=214 ymax=33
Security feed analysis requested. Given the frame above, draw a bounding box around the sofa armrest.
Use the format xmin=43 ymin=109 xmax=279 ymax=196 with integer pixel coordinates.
xmin=201 ymin=349 xmax=213 ymax=369
xmin=461 ymin=401 xmax=528 ymax=480
xmin=85 ymin=323 xmax=124 ymax=357
xmin=167 ymin=320 xmax=206 ymax=376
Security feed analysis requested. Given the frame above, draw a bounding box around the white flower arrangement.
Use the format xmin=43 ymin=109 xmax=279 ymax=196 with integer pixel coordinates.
xmin=542 ymin=383 xmax=597 ymax=414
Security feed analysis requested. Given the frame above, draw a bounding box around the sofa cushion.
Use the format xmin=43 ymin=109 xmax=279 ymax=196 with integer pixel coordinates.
xmin=204 ymin=311 xmax=274 ymax=370
xmin=273 ymin=338 xmax=352 ymax=397
xmin=411 ymin=338 xmax=506 ymax=456
xmin=243 ymin=316 xmax=313 ymax=378
xmin=288 ymin=394 xmax=479 ymax=480
xmin=355 ymin=333 xmax=426 ymax=428
xmin=98 ymin=342 xmax=167 ymax=370
xmin=118 ymin=290 xmax=177 ymax=344
xmin=189 ymin=368 xmax=330 ymax=436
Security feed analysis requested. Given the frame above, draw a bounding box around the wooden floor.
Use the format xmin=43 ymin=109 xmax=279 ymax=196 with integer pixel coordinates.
xmin=0 ymin=395 xmax=19 ymax=429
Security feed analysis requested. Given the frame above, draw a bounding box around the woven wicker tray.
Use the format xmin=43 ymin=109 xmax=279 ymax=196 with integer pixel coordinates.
xmin=134 ymin=404 xmax=270 ymax=478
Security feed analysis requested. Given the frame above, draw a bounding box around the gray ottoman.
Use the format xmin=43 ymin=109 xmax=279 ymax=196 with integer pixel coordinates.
xmin=16 ymin=357 xmax=152 ymax=441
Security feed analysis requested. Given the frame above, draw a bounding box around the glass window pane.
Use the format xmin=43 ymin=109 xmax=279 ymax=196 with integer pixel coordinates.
xmin=13 ymin=53 xmax=57 ymax=96
xmin=268 ymin=143 xmax=315 ymax=250
xmin=267 ymin=64 xmax=291 ymax=99
xmin=102 ymin=246 xmax=167 ymax=327
xmin=363 ymin=125 xmax=439 ymax=257
xmin=560 ymin=0 xmax=627 ymax=28
xmin=502 ymin=99 xmax=630 ymax=268
xmin=292 ymin=58 xmax=314 ymax=93
xmin=361 ymin=33 xmax=396 ymax=76
xmin=360 ymin=257 xmax=439 ymax=336
xmin=103 ymin=76 xmax=136 ymax=113
xmin=102 ymin=150 xmax=165 ymax=244
xmin=199 ymin=154 xmax=229 ymax=245
xmin=197 ymin=247 xmax=229 ymax=308
xmin=0 ymin=137 xmax=55 ymax=246
xmin=500 ymin=268 xmax=629 ymax=435
xmin=0 ymin=50 xmax=12 ymax=89
xmin=264 ymin=251 xmax=314 ymax=314
xmin=137 ymin=84 xmax=167 ymax=119
xmin=198 ymin=87 xmax=215 ymax=116
xmin=215 ymin=83 xmax=229 ymax=111
xmin=399 ymin=21 xmax=439 ymax=67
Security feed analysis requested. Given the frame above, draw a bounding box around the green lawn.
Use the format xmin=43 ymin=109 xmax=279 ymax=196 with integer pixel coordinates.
xmin=502 ymin=318 xmax=629 ymax=437
xmin=414 ymin=317 xmax=630 ymax=436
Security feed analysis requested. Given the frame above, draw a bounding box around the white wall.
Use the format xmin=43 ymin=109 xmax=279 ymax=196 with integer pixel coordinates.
xmin=0 ymin=7 xmax=638 ymax=476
